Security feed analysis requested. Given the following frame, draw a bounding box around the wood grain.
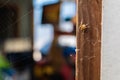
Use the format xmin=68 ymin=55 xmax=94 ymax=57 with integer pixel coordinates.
xmin=76 ymin=0 xmax=102 ymax=80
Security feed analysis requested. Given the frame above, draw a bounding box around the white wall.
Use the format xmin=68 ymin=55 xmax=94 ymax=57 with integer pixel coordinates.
xmin=102 ymin=0 xmax=120 ymax=80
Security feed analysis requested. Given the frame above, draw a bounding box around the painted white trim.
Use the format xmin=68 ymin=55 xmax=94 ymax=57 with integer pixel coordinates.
xmin=102 ymin=0 xmax=120 ymax=80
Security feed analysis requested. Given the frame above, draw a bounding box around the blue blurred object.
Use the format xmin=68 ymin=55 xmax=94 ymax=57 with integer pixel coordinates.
xmin=33 ymin=0 xmax=59 ymax=6
xmin=40 ymin=42 xmax=52 ymax=55
xmin=60 ymin=2 xmax=76 ymax=21
xmin=63 ymin=47 xmax=76 ymax=57
xmin=2 ymin=68 xmax=15 ymax=77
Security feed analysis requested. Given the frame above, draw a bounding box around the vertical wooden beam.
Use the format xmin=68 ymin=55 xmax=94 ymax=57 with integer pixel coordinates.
xmin=76 ymin=0 xmax=102 ymax=80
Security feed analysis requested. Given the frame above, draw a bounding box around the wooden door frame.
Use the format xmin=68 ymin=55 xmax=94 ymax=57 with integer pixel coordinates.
xmin=76 ymin=0 xmax=102 ymax=80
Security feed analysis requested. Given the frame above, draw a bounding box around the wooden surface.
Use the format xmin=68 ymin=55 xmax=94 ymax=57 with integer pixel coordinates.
xmin=76 ymin=0 xmax=102 ymax=80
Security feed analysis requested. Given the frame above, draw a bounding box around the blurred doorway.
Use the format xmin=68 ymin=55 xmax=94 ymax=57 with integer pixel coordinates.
xmin=33 ymin=0 xmax=76 ymax=80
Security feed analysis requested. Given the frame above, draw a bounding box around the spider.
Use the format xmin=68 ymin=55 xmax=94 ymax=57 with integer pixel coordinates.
xmin=79 ymin=21 xmax=88 ymax=31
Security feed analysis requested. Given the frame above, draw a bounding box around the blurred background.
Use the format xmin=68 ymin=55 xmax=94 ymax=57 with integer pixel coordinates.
xmin=0 ymin=0 xmax=76 ymax=80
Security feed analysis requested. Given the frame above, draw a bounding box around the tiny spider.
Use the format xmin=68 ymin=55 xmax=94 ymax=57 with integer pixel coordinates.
xmin=79 ymin=21 xmax=88 ymax=31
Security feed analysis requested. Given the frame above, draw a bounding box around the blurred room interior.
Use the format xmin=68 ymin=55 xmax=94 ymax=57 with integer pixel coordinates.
xmin=0 ymin=0 xmax=76 ymax=80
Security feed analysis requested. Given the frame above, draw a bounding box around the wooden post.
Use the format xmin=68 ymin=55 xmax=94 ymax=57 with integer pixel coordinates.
xmin=76 ymin=0 xmax=102 ymax=80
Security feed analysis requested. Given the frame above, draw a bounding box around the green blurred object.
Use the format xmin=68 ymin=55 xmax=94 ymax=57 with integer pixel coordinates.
xmin=0 ymin=54 xmax=11 ymax=80
xmin=0 ymin=54 xmax=10 ymax=68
